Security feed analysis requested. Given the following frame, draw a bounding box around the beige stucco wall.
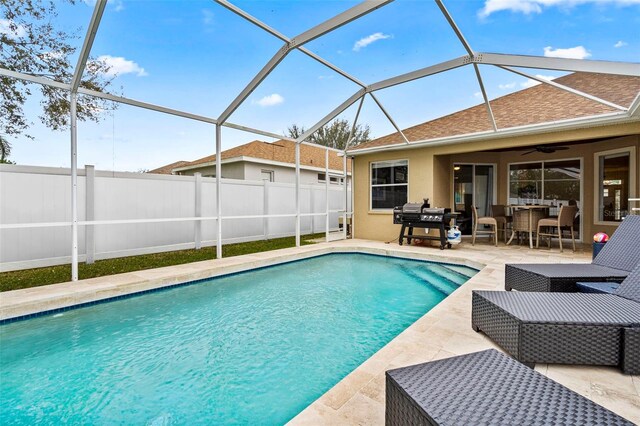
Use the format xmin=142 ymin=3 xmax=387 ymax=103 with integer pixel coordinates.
xmin=353 ymin=122 xmax=640 ymax=242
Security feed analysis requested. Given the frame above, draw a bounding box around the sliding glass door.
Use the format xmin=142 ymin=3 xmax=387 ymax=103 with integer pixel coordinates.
xmin=453 ymin=164 xmax=496 ymax=235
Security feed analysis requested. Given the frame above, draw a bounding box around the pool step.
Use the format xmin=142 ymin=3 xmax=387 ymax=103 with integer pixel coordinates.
xmin=403 ymin=266 xmax=459 ymax=296
xmin=444 ymin=264 xmax=478 ymax=279
xmin=427 ymin=264 xmax=470 ymax=286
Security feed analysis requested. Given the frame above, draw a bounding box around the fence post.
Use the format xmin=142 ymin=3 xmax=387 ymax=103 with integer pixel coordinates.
xmin=309 ymin=185 xmax=315 ymax=233
xmin=194 ymin=172 xmax=202 ymax=249
xmin=215 ymin=124 xmax=222 ymax=258
xmin=263 ymin=180 xmax=269 ymax=240
xmin=325 ymin=148 xmax=329 ymax=242
xmin=343 ymin=155 xmax=348 ymax=239
xmin=295 ymin=143 xmax=300 ymax=247
xmin=85 ymin=165 xmax=95 ymax=264
xmin=70 ymin=93 xmax=79 ymax=281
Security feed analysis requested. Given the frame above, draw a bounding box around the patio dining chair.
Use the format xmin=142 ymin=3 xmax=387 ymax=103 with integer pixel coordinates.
xmin=471 ymin=206 xmax=497 ymax=246
xmin=536 ymin=204 xmax=578 ymax=252
xmin=491 ymin=204 xmax=511 ymax=243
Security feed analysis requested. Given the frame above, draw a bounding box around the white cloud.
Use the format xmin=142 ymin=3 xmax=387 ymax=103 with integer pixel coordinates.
xmin=474 ymin=91 xmax=483 ymax=99
xmin=318 ymin=75 xmax=334 ymax=80
xmin=84 ymin=0 xmax=124 ymax=11
xmin=543 ymin=45 xmax=591 ymax=59
xmin=202 ymin=9 xmax=214 ymax=25
xmin=97 ymin=55 xmax=148 ymax=77
xmin=499 ymin=82 xmax=517 ymax=90
xmin=353 ymin=32 xmax=392 ymax=52
xmin=614 ymin=40 xmax=628 ymax=48
xmin=0 ymin=19 xmax=26 ymax=38
xmin=479 ymin=0 xmax=640 ymax=17
xmin=520 ymin=74 xmax=556 ymax=88
xmin=253 ymin=93 xmax=284 ymax=107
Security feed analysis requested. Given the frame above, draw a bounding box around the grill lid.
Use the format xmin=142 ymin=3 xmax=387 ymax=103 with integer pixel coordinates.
xmin=422 ymin=207 xmax=447 ymax=214
xmin=402 ymin=203 xmax=424 ymax=214
xmin=403 ymin=198 xmax=430 ymax=213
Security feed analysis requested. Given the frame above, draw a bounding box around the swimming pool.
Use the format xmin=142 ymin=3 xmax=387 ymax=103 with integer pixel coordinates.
xmin=0 ymin=253 xmax=477 ymax=425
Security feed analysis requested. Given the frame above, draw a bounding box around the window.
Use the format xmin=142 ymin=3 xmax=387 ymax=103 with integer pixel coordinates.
xmin=508 ymin=160 xmax=581 ymax=205
xmin=508 ymin=159 xmax=582 ymax=235
xmin=261 ymin=170 xmax=274 ymax=182
xmin=319 ymin=174 xmax=344 ymax=185
xmin=370 ymin=160 xmax=408 ymax=210
xmin=509 ymin=162 xmax=542 ymax=203
xmin=596 ymin=150 xmax=634 ymax=222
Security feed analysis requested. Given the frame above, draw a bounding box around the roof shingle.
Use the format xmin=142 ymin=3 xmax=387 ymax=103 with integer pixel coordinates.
xmin=352 ymin=72 xmax=640 ymax=151
xmin=160 ymin=140 xmax=350 ymax=174
xmin=148 ymin=160 xmax=190 ymax=175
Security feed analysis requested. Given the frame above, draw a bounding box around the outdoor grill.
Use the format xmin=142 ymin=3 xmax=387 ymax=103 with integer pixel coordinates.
xmin=393 ymin=200 xmax=453 ymax=250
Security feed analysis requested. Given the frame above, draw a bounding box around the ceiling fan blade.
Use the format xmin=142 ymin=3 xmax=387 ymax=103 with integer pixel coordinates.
xmin=554 ymin=146 xmax=570 ymax=150
xmin=521 ymin=149 xmax=537 ymax=156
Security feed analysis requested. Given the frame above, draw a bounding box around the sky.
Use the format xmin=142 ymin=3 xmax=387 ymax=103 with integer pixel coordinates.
xmin=5 ymin=0 xmax=640 ymax=171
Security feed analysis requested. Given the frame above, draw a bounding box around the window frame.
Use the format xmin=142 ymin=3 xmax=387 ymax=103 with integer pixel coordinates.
xmin=369 ymin=159 xmax=409 ymax=212
xmin=593 ymin=146 xmax=637 ymax=225
xmin=260 ymin=169 xmax=274 ymax=182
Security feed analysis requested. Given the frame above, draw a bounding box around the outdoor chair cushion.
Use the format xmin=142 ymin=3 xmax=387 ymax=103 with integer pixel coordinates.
xmin=573 ymin=261 xmax=640 ymax=299
xmin=576 ymin=281 xmax=620 ymax=294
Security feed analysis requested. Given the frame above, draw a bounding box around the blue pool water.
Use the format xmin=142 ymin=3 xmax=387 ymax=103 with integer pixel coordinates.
xmin=0 ymin=253 xmax=477 ymax=425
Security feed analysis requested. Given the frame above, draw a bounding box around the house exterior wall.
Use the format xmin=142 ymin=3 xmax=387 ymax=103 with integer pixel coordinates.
xmin=243 ymin=163 xmax=317 ymax=184
xmin=177 ymin=163 xmax=245 ymax=180
xmin=178 ymin=161 xmax=351 ymax=186
xmin=352 ymin=122 xmax=640 ymax=243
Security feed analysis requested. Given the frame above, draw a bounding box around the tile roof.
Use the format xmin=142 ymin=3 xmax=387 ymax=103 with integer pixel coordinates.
xmin=148 ymin=160 xmax=190 ymax=175
xmin=174 ymin=139 xmax=350 ymax=173
xmin=351 ymin=72 xmax=640 ymax=152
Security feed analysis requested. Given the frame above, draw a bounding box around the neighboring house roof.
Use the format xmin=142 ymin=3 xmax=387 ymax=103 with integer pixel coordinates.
xmin=148 ymin=160 xmax=190 ymax=175
xmin=172 ymin=139 xmax=351 ymax=173
xmin=351 ymin=72 xmax=640 ymax=152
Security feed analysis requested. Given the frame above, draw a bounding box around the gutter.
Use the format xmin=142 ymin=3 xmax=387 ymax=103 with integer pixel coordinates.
xmin=346 ymin=110 xmax=638 ymax=156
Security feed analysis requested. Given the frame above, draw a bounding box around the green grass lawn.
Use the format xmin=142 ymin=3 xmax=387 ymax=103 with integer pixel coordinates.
xmin=0 ymin=234 xmax=323 ymax=292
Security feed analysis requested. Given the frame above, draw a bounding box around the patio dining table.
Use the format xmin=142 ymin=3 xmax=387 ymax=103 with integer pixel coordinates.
xmin=506 ymin=204 xmax=550 ymax=249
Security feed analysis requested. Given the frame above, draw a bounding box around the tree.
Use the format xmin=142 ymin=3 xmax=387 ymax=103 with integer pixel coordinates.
xmin=286 ymin=118 xmax=370 ymax=150
xmin=0 ymin=134 xmax=12 ymax=162
xmin=1 ymin=0 xmax=115 ymax=154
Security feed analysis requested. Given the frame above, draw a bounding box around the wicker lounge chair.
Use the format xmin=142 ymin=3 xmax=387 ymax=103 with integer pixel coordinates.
xmin=472 ymin=262 xmax=640 ymax=374
xmin=505 ymin=214 xmax=640 ymax=292
xmin=386 ymin=349 xmax=633 ymax=425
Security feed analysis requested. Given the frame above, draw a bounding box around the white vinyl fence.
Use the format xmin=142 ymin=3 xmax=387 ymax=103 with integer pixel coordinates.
xmin=0 ymin=164 xmax=351 ymax=272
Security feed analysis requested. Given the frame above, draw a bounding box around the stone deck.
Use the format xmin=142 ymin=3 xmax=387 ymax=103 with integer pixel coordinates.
xmin=1 ymin=239 xmax=638 ymax=424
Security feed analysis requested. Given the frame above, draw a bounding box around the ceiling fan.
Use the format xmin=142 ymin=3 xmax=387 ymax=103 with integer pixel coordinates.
xmin=521 ymin=145 xmax=570 ymax=156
